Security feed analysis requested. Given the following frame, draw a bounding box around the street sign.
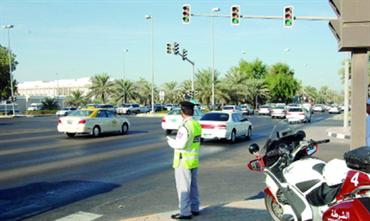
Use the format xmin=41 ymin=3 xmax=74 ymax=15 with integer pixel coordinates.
xmin=159 ymin=91 xmax=165 ymax=101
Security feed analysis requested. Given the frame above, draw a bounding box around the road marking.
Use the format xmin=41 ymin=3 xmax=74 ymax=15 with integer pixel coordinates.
xmin=55 ymin=211 xmax=102 ymax=221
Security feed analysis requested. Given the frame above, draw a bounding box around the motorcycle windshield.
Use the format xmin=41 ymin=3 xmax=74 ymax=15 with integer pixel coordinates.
xmin=261 ymin=120 xmax=296 ymax=161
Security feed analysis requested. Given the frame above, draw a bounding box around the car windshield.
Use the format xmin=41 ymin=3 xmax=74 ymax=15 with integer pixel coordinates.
xmin=223 ymin=106 xmax=234 ymax=110
xmin=260 ymin=105 xmax=269 ymax=108
xmin=288 ymin=108 xmax=303 ymax=112
xmin=201 ymin=113 xmax=229 ymax=121
xmin=168 ymin=109 xmax=181 ymax=115
xmin=273 ymin=106 xmax=285 ymax=109
xmin=68 ymin=110 xmax=93 ymax=117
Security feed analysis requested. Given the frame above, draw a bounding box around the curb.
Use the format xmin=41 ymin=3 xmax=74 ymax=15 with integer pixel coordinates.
xmin=327 ymin=131 xmax=351 ymax=140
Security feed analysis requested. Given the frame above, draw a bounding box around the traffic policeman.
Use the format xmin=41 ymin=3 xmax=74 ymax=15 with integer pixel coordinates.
xmin=167 ymin=101 xmax=202 ymax=220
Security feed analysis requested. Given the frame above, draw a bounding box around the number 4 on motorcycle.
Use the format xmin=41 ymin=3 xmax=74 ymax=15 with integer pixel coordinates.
xmin=350 ymin=172 xmax=360 ymax=187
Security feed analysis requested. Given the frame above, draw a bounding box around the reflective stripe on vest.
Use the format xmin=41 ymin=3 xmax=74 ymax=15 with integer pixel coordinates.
xmin=172 ymin=119 xmax=202 ymax=169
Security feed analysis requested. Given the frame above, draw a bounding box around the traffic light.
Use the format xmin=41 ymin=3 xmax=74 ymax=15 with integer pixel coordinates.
xmin=182 ymin=4 xmax=191 ymax=24
xmin=166 ymin=43 xmax=172 ymax=54
xmin=231 ymin=5 xmax=240 ymax=26
xmin=173 ymin=42 xmax=179 ymax=55
xmin=328 ymin=0 xmax=370 ymax=51
xmin=182 ymin=49 xmax=188 ymax=60
xmin=283 ymin=6 xmax=294 ymax=28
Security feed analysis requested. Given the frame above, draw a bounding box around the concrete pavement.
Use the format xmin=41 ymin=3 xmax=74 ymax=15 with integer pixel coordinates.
xmin=121 ymin=199 xmax=269 ymax=221
xmin=120 ymin=121 xmax=350 ymax=221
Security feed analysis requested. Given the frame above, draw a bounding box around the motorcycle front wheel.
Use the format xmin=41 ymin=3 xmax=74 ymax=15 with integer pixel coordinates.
xmin=264 ymin=194 xmax=285 ymax=221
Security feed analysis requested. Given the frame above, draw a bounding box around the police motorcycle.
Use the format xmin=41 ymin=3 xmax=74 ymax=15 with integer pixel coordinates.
xmin=247 ymin=121 xmax=370 ymax=221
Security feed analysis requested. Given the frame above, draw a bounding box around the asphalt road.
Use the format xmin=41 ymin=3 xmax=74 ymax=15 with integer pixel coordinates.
xmin=0 ymin=112 xmax=340 ymax=221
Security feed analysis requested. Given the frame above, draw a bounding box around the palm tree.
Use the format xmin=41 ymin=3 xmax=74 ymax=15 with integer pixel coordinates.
xmin=135 ymin=78 xmax=152 ymax=105
xmin=162 ymin=81 xmax=178 ymax=104
xmin=194 ymin=68 xmax=228 ymax=108
xmin=65 ymin=90 xmax=87 ymax=107
xmin=88 ymin=74 xmax=114 ymax=103
xmin=195 ymin=68 xmax=214 ymax=106
xmin=112 ymin=79 xmax=138 ymax=104
xmin=223 ymin=69 xmax=248 ymax=104
xmin=41 ymin=97 xmax=59 ymax=110
xmin=245 ymin=79 xmax=270 ymax=109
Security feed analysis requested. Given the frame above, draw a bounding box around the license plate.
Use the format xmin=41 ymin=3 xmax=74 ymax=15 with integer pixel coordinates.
xmin=172 ymin=119 xmax=177 ymax=122
xmin=67 ymin=120 xmax=72 ymax=124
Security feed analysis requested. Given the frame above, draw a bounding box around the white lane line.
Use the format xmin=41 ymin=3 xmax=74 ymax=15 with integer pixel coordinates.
xmin=55 ymin=211 xmax=102 ymax=221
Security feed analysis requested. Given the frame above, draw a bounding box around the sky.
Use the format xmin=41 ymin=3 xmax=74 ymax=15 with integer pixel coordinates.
xmin=0 ymin=0 xmax=346 ymax=91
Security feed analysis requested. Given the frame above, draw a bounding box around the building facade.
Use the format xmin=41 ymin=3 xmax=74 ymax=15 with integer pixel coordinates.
xmin=17 ymin=77 xmax=91 ymax=97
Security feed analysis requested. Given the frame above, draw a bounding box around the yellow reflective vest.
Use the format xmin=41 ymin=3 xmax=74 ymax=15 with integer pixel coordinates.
xmin=172 ymin=118 xmax=202 ymax=169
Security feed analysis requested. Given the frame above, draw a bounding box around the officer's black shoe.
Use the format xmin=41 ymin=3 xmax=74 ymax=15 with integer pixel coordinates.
xmin=171 ymin=213 xmax=192 ymax=220
xmin=191 ymin=211 xmax=200 ymax=216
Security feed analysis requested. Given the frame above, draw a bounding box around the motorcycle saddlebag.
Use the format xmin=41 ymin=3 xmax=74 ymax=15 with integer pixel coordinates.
xmin=344 ymin=146 xmax=370 ymax=173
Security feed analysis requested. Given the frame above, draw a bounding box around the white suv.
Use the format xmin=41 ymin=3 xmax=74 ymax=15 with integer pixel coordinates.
xmin=116 ymin=104 xmax=141 ymax=115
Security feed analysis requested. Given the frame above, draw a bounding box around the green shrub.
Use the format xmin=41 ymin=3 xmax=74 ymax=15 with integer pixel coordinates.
xmin=27 ymin=110 xmax=58 ymax=115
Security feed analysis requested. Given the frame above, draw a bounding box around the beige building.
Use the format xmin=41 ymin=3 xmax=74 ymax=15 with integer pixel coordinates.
xmin=18 ymin=77 xmax=91 ymax=97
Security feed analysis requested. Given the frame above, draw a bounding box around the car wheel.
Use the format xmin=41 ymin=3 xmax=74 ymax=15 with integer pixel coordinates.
xmin=229 ymin=130 xmax=236 ymax=144
xmin=66 ymin=133 xmax=76 ymax=138
xmin=246 ymin=127 xmax=252 ymax=140
xmin=121 ymin=123 xmax=129 ymax=135
xmin=165 ymin=130 xmax=172 ymax=135
xmin=92 ymin=126 xmax=101 ymax=137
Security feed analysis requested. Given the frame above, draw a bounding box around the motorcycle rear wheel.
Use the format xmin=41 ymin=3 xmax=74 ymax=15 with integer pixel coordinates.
xmin=264 ymin=194 xmax=285 ymax=221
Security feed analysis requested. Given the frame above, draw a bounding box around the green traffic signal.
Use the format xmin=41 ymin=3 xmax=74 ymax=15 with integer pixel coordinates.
xmin=182 ymin=4 xmax=191 ymax=24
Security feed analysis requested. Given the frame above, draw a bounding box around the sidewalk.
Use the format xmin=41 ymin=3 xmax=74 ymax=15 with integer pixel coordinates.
xmin=325 ymin=114 xmax=351 ymax=141
xmin=121 ymin=199 xmax=269 ymax=221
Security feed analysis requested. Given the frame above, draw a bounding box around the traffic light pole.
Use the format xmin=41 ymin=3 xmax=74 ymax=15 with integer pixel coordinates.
xmin=179 ymin=52 xmax=195 ymax=99
xmin=191 ymin=13 xmax=336 ymax=21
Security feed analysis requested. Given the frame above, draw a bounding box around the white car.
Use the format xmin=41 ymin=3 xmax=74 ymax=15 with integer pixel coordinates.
xmin=116 ymin=103 xmax=141 ymax=115
xmin=313 ymin=105 xmax=325 ymax=112
xmin=271 ymin=106 xmax=286 ymax=118
xmin=57 ymin=108 xmax=130 ymax=137
xmin=328 ymin=106 xmax=341 ymax=114
xmin=286 ymin=107 xmax=311 ymax=123
xmin=199 ymin=112 xmax=253 ymax=143
xmin=56 ymin=107 xmax=77 ymax=117
xmin=27 ymin=103 xmax=43 ymax=111
xmin=161 ymin=108 xmax=203 ymax=134
xmin=222 ymin=105 xmax=243 ymax=113
xmin=258 ymin=105 xmax=271 ymax=115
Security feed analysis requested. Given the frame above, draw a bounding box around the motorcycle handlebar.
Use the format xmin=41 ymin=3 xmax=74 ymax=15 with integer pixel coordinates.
xmin=310 ymin=139 xmax=330 ymax=145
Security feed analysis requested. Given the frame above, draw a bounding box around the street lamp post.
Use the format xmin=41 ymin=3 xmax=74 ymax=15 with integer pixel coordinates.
xmin=123 ymin=49 xmax=128 ymax=79
xmin=145 ymin=15 xmax=154 ymax=114
xmin=211 ymin=7 xmax=220 ymax=110
xmin=3 ymin=25 xmax=15 ymax=116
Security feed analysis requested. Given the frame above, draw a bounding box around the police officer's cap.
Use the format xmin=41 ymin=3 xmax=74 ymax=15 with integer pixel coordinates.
xmin=180 ymin=101 xmax=195 ymax=109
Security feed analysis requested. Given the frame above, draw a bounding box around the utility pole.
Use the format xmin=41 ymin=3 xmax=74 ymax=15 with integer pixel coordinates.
xmin=3 ymin=25 xmax=15 ymax=116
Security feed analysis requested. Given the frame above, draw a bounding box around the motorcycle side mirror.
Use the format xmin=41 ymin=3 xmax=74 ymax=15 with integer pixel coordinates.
xmin=248 ymin=143 xmax=260 ymax=154
xmin=295 ymin=130 xmax=306 ymax=141
xmin=247 ymin=159 xmax=263 ymax=172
